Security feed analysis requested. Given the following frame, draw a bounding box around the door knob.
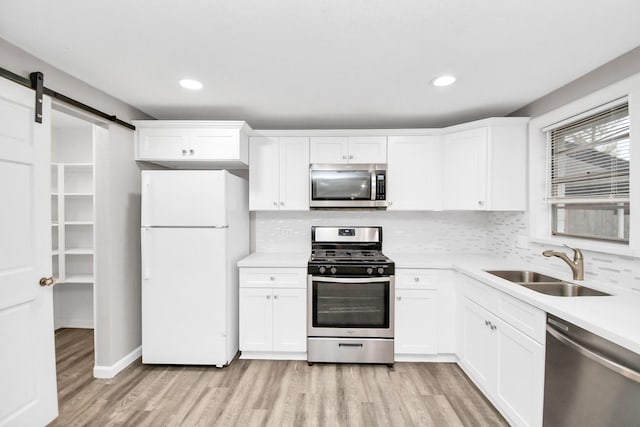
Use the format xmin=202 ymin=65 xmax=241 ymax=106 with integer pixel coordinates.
xmin=39 ymin=277 xmax=55 ymax=287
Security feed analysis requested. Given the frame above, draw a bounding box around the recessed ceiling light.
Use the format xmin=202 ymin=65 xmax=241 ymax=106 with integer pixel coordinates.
xmin=432 ymin=75 xmax=456 ymax=87
xmin=179 ymin=79 xmax=203 ymax=90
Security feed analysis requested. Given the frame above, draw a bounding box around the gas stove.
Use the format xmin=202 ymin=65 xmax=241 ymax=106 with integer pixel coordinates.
xmin=307 ymin=225 xmax=395 ymax=365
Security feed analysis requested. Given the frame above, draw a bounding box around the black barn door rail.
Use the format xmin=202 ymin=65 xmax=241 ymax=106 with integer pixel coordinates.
xmin=0 ymin=66 xmax=135 ymax=131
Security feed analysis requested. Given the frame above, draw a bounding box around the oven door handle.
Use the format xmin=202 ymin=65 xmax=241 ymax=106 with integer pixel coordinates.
xmin=310 ymin=276 xmax=391 ymax=283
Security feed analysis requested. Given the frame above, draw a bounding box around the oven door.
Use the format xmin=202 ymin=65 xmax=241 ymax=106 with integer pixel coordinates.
xmin=308 ymin=276 xmax=394 ymax=338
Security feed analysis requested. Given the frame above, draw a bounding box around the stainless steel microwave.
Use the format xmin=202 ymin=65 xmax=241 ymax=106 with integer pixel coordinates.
xmin=309 ymin=164 xmax=387 ymax=208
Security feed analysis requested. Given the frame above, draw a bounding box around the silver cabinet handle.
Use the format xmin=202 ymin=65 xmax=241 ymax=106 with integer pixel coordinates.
xmin=478 ymin=201 xmax=485 ymax=206
xmin=491 ymin=325 xmax=497 ymax=331
xmin=181 ymin=149 xmax=187 ymax=155
xmin=266 ymin=295 xmax=271 ymax=299
xmin=485 ymin=320 xmax=490 ymax=326
xmin=396 ymin=296 xmax=401 ymax=301
xmin=273 ymin=295 xmax=278 ymax=300
xmin=414 ymin=277 xmax=420 ymax=282
xmin=273 ymin=201 xmax=278 ymax=207
xmin=388 ymin=201 xmax=393 ymax=206
xmin=280 ymin=201 xmax=285 ymax=206
xmin=547 ymin=326 xmax=640 ymax=383
xmin=342 ymin=155 xmax=347 ymax=160
xmin=189 ymin=149 xmax=195 ymax=155
xmin=349 ymin=155 xmax=354 ymax=160
xmin=270 ymin=276 xmax=275 ymax=281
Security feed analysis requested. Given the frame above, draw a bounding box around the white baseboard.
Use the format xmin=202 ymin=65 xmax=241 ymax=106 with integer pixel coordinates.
xmin=240 ymin=351 xmax=307 ymax=361
xmin=394 ymin=353 xmax=458 ymax=363
xmin=93 ymin=346 xmax=142 ymax=379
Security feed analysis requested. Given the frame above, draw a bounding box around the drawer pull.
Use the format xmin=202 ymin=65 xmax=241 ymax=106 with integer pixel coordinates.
xmin=339 ymin=343 xmax=363 ymax=348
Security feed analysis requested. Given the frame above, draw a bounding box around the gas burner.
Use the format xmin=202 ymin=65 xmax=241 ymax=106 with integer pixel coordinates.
xmin=308 ymin=226 xmax=394 ymax=276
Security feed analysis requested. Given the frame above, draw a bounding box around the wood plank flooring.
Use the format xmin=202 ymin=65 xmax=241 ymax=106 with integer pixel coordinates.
xmin=49 ymin=329 xmax=508 ymax=426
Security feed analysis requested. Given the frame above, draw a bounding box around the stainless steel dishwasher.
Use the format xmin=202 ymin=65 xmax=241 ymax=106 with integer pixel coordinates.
xmin=544 ymin=314 xmax=640 ymax=426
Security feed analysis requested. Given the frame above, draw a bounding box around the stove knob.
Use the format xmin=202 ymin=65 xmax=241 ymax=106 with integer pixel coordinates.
xmin=377 ymin=267 xmax=384 ymax=274
xmin=367 ymin=267 xmax=373 ymax=275
xmin=319 ymin=266 xmax=326 ymax=274
xmin=331 ymin=267 xmax=337 ymax=275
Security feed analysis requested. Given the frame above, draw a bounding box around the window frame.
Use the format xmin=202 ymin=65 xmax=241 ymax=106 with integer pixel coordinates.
xmin=528 ymin=73 xmax=640 ymax=257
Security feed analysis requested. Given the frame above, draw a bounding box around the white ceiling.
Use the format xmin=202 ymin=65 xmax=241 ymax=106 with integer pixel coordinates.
xmin=2 ymin=0 xmax=640 ymax=129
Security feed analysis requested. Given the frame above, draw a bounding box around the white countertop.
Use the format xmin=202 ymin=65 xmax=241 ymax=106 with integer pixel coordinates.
xmin=238 ymin=251 xmax=640 ymax=355
xmin=237 ymin=252 xmax=309 ymax=268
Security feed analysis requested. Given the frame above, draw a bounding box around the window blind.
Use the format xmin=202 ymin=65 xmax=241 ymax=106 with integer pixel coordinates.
xmin=548 ymin=103 xmax=630 ymax=204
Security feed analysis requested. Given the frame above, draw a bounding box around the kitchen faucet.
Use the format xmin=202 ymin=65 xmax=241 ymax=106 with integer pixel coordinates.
xmin=542 ymin=245 xmax=584 ymax=280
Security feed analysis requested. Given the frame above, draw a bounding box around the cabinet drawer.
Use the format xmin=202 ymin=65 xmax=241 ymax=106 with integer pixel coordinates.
xmin=395 ymin=269 xmax=441 ymax=289
xmin=497 ymin=292 xmax=546 ymax=344
xmin=458 ymin=273 xmax=499 ymax=313
xmin=240 ymin=268 xmax=307 ymax=288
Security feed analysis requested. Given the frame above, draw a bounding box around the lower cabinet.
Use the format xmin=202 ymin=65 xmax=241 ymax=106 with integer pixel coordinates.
xmin=459 ymin=275 xmax=545 ymax=427
xmin=239 ymin=268 xmax=307 ymax=358
xmin=394 ymin=269 xmax=456 ymax=358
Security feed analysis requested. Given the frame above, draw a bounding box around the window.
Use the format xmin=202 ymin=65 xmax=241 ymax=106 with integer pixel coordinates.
xmin=547 ymin=102 xmax=630 ymax=243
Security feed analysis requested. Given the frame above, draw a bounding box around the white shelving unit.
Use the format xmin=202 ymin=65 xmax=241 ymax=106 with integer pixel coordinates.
xmin=51 ymin=112 xmax=95 ymax=329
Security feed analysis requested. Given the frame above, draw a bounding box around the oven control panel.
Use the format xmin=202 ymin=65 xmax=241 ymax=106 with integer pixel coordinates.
xmin=308 ymin=264 xmax=395 ymax=276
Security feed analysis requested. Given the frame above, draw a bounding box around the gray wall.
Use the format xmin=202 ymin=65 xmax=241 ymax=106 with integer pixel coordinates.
xmin=1 ymin=38 xmax=154 ymax=369
xmin=510 ymin=46 xmax=640 ymax=118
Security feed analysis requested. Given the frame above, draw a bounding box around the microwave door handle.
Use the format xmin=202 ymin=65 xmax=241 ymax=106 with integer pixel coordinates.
xmin=371 ymin=172 xmax=376 ymax=201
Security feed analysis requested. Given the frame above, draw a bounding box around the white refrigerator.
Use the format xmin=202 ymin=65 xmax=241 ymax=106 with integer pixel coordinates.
xmin=141 ymin=170 xmax=249 ymax=366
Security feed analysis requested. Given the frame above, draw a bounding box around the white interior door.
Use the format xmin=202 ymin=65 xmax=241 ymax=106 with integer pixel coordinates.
xmin=0 ymin=79 xmax=58 ymax=425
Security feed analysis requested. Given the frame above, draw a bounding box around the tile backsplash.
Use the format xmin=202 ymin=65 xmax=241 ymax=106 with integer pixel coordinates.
xmin=254 ymin=210 xmax=492 ymax=254
xmin=254 ymin=210 xmax=640 ymax=294
xmin=488 ymin=212 xmax=640 ymax=294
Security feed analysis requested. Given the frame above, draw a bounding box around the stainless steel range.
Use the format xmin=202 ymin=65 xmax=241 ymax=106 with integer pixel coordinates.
xmin=307 ymin=226 xmax=395 ymax=365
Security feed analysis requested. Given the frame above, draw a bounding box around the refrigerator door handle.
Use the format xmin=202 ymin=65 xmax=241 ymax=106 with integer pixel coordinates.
xmin=142 ymin=228 xmax=151 ymax=280
xmin=142 ymin=174 xmax=150 ymax=226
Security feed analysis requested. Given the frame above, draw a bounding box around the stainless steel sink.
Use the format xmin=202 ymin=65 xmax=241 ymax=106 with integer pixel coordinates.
xmin=485 ymin=270 xmax=611 ymax=297
xmin=519 ymin=282 xmax=610 ymax=296
xmin=486 ymin=270 xmax=562 ymax=283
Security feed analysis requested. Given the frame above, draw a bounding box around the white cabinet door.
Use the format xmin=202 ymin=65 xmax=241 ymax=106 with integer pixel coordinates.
xmin=495 ymin=319 xmax=544 ymax=427
xmin=272 ymin=288 xmax=307 ymax=352
xmin=279 ymin=137 xmax=310 ymax=210
xmin=239 ymin=288 xmax=273 ymax=352
xmin=137 ymin=127 xmax=189 ymax=160
xmin=249 ymin=137 xmax=280 ymax=211
xmin=387 ymin=135 xmax=442 ymax=210
xmin=189 ymin=128 xmax=239 ymax=160
xmin=395 ymin=289 xmax=438 ymax=355
xmin=443 ymin=127 xmax=488 ymax=210
xmin=348 ymin=136 xmax=387 ymax=163
xmin=310 ymin=137 xmax=349 ymax=163
xmin=461 ymin=298 xmax=498 ymax=390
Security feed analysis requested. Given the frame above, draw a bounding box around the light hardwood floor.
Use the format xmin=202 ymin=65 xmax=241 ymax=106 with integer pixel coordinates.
xmin=49 ymin=328 xmax=508 ymax=426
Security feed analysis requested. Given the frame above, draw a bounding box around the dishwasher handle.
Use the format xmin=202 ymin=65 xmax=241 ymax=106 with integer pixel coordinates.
xmin=547 ymin=325 xmax=640 ymax=384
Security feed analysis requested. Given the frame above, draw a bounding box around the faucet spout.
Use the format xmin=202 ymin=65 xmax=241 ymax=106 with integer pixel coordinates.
xmin=542 ymin=246 xmax=584 ymax=280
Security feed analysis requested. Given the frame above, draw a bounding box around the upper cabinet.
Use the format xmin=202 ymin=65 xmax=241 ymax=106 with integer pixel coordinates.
xmin=442 ymin=118 xmax=528 ymax=211
xmin=310 ymin=136 xmax=387 ymax=164
xmin=387 ymin=135 xmax=442 ymax=210
xmin=249 ymin=136 xmax=310 ymax=211
xmin=134 ymin=120 xmax=251 ymax=169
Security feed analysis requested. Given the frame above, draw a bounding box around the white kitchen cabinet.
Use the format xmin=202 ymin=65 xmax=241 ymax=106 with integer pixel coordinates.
xmin=310 ymin=136 xmax=387 ymax=164
xmin=387 ymin=135 xmax=442 ymax=210
xmin=395 ymin=289 xmax=438 ymax=355
xmin=249 ymin=136 xmax=309 ymax=211
xmin=239 ymin=268 xmax=307 ymax=358
xmin=394 ymin=269 xmax=455 ymax=359
xmin=134 ymin=120 xmax=251 ymax=169
xmin=442 ymin=118 xmax=528 ymax=210
xmin=458 ymin=274 xmax=545 ymax=427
